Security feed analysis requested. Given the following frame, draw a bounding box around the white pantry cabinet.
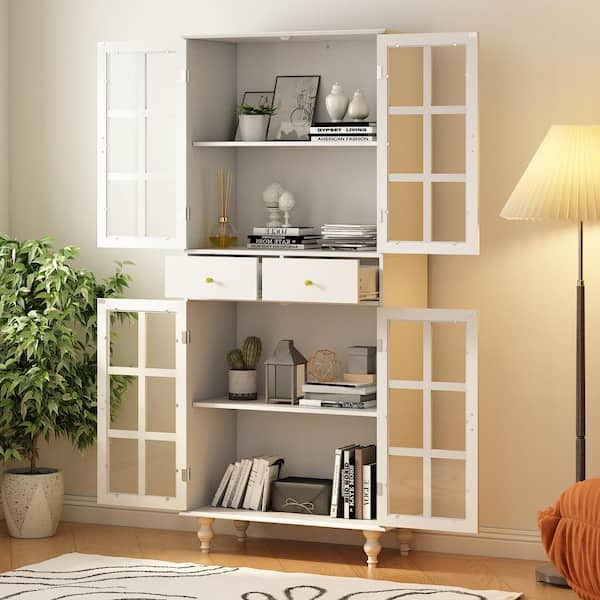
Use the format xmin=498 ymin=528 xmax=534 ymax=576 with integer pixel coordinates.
xmin=96 ymin=29 xmax=479 ymax=567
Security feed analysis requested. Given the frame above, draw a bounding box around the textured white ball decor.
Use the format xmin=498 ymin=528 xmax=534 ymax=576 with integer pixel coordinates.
xmin=278 ymin=191 xmax=296 ymax=227
xmin=262 ymin=182 xmax=285 ymax=226
xmin=1 ymin=469 xmax=64 ymax=538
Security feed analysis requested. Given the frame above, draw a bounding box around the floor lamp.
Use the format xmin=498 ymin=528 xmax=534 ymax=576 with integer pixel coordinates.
xmin=501 ymin=125 xmax=600 ymax=586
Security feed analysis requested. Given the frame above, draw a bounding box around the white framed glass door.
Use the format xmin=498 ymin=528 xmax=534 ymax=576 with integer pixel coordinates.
xmin=377 ymin=308 xmax=478 ymax=532
xmin=97 ymin=298 xmax=187 ymax=510
xmin=97 ymin=41 xmax=186 ymax=248
xmin=377 ymin=33 xmax=478 ymax=255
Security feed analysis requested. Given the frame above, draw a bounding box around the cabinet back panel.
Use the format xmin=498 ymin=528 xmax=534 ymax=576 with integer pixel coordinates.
xmin=235 ymin=148 xmax=376 ymax=239
xmin=237 ymin=412 xmax=376 ymax=480
xmin=236 ymin=302 xmax=376 ymax=396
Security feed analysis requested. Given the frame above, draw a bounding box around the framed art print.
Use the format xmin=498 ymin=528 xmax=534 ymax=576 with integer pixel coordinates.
xmin=267 ymin=75 xmax=320 ymax=141
xmin=234 ymin=90 xmax=274 ymax=140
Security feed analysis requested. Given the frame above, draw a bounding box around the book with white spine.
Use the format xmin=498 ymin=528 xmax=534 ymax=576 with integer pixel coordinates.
xmin=211 ymin=463 xmax=234 ymax=507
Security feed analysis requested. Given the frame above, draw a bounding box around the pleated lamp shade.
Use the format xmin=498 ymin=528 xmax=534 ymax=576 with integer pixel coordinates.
xmin=501 ymin=125 xmax=600 ymax=221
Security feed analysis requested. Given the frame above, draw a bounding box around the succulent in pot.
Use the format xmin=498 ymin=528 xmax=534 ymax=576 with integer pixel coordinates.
xmin=237 ymin=104 xmax=277 ymax=142
xmin=227 ymin=336 xmax=262 ymax=400
xmin=0 ymin=236 xmax=133 ymax=538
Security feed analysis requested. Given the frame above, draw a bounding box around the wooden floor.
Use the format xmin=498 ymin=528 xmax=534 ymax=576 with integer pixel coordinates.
xmin=0 ymin=521 xmax=576 ymax=600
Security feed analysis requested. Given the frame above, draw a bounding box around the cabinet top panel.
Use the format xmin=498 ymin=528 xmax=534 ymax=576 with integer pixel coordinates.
xmin=183 ymin=29 xmax=385 ymax=43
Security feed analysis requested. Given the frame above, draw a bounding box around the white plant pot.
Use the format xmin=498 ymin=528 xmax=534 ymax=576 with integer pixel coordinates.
xmin=1 ymin=468 xmax=64 ymax=538
xmin=229 ymin=369 xmax=257 ymax=400
xmin=238 ymin=114 xmax=269 ymax=142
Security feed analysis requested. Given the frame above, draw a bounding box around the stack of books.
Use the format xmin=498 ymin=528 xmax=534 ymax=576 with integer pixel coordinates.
xmin=330 ymin=444 xmax=376 ymax=519
xmin=309 ymin=122 xmax=376 ymax=143
xmin=247 ymin=226 xmax=321 ymax=250
xmin=321 ymin=224 xmax=377 ymax=250
xmin=299 ymin=381 xmax=376 ymax=409
xmin=211 ymin=456 xmax=284 ymax=511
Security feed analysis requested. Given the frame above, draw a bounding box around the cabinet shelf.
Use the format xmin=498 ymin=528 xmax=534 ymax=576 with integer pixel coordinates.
xmin=181 ymin=506 xmax=386 ymax=531
xmin=192 ymin=141 xmax=377 ymax=148
xmin=186 ymin=247 xmax=379 ymax=259
xmin=193 ymin=397 xmax=377 ymax=418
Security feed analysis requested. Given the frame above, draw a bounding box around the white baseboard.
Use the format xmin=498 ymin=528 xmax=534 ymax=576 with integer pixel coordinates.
xmin=62 ymin=495 xmax=546 ymax=560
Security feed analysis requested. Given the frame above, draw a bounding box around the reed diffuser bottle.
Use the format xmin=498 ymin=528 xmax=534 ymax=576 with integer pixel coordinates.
xmin=209 ymin=168 xmax=238 ymax=248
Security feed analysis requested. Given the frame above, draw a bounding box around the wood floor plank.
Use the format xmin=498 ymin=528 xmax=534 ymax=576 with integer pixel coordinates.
xmin=0 ymin=521 xmax=580 ymax=600
xmin=8 ymin=522 xmax=76 ymax=569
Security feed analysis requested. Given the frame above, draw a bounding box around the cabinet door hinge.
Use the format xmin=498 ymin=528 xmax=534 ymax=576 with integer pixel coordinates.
xmin=185 ymin=206 xmax=191 ymax=222
xmin=377 ymin=338 xmax=384 ymax=352
xmin=376 ymin=65 xmax=383 ymax=79
xmin=181 ymin=68 xmax=189 ymax=84
xmin=181 ymin=467 xmax=192 ymax=482
xmin=181 ymin=330 xmax=191 ymax=344
xmin=377 ymin=481 xmax=383 ymax=496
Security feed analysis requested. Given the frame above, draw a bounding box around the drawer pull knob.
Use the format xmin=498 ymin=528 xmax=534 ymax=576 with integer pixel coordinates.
xmin=205 ymin=276 xmax=214 ymax=284
xmin=304 ymin=279 xmax=313 ymax=287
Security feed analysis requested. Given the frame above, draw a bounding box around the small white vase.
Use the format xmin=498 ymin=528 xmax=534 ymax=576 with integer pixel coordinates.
xmin=325 ymin=83 xmax=349 ymax=122
xmin=1 ymin=468 xmax=64 ymax=538
xmin=347 ymin=89 xmax=369 ymax=121
xmin=228 ymin=369 xmax=257 ymax=400
xmin=238 ymin=114 xmax=269 ymax=141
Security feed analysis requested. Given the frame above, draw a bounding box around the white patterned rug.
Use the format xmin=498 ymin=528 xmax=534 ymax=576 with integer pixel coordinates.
xmin=0 ymin=553 xmax=522 ymax=600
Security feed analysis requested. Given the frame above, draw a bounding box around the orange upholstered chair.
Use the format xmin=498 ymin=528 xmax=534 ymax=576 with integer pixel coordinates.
xmin=538 ymin=479 xmax=600 ymax=600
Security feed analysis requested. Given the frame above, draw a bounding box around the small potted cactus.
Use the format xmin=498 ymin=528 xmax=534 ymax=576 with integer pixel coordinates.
xmin=227 ymin=336 xmax=262 ymax=400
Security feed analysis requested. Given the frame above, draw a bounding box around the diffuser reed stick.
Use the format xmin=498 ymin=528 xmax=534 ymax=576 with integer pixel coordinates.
xmin=209 ymin=167 xmax=238 ymax=248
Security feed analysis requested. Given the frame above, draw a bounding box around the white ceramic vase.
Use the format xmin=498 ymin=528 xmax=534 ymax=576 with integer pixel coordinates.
xmin=228 ymin=369 xmax=257 ymax=400
xmin=325 ymin=83 xmax=349 ymax=122
xmin=238 ymin=114 xmax=269 ymax=141
xmin=348 ymin=89 xmax=369 ymax=121
xmin=1 ymin=468 xmax=64 ymax=538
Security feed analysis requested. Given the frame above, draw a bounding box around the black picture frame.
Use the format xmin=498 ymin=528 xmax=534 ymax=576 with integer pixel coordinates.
xmin=234 ymin=90 xmax=274 ymax=141
xmin=267 ymin=75 xmax=320 ymax=141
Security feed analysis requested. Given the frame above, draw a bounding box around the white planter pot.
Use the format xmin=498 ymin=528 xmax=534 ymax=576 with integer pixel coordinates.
xmin=238 ymin=114 xmax=269 ymax=142
xmin=229 ymin=369 xmax=257 ymax=400
xmin=1 ymin=468 xmax=64 ymax=538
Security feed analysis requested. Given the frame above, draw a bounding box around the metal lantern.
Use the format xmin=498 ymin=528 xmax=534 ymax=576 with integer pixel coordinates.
xmin=264 ymin=339 xmax=307 ymax=404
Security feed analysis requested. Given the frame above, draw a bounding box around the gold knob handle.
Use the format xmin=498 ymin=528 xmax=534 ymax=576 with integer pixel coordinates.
xmin=205 ymin=276 xmax=214 ymax=284
xmin=304 ymin=279 xmax=313 ymax=287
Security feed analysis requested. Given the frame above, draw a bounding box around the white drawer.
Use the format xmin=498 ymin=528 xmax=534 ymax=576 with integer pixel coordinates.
xmin=262 ymin=258 xmax=375 ymax=304
xmin=165 ymin=256 xmax=259 ymax=301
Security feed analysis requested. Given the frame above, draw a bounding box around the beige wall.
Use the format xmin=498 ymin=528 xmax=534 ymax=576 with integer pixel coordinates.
xmin=7 ymin=0 xmax=600 ymax=540
xmin=0 ymin=0 xmax=7 ymax=233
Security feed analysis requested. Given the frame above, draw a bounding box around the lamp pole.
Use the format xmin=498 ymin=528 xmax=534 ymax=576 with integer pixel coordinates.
xmin=576 ymin=220 xmax=585 ymax=482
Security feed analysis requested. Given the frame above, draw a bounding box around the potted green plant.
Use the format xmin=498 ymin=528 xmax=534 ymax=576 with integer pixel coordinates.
xmin=0 ymin=236 xmax=133 ymax=538
xmin=227 ymin=336 xmax=262 ymax=400
xmin=237 ymin=103 xmax=277 ymax=142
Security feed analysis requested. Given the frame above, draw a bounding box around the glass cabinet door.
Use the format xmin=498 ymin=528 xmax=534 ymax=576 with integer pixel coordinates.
xmin=97 ymin=298 xmax=188 ymax=510
xmin=377 ymin=33 xmax=478 ymax=255
xmin=97 ymin=41 xmax=186 ymax=248
xmin=377 ymin=308 xmax=478 ymax=532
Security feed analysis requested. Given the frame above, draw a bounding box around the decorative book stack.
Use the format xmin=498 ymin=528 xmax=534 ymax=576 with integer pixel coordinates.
xmin=309 ymin=122 xmax=376 ymax=143
xmin=330 ymin=444 xmax=376 ymax=519
xmin=321 ymin=224 xmax=377 ymax=250
xmin=247 ymin=226 xmax=321 ymax=250
xmin=299 ymin=381 xmax=376 ymax=409
xmin=211 ymin=456 xmax=284 ymax=511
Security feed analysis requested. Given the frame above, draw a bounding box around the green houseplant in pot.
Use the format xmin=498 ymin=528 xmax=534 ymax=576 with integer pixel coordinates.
xmin=237 ymin=104 xmax=277 ymax=142
xmin=227 ymin=337 xmax=262 ymax=400
xmin=0 ymin=236 xmax=132 ymax=538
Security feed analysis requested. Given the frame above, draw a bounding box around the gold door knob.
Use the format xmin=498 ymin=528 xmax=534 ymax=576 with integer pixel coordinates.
xmin=205 ymin=276 xmax=214 ymax=284
xmin=304 ymin=279 xmax=313 ymax=287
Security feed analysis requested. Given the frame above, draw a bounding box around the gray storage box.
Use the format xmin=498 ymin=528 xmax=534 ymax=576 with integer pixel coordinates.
xmin=347 ymin=345 xmax=376 ymax=374
xmin=271 ymin=477 xmax=332 ymax=515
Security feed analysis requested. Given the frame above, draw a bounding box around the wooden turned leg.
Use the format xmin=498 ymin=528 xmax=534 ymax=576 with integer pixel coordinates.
xmin=362 ymin=530 xmax=383 ymax=567
xmin=233 ymin=520 xmax=250 ymax=543
xmin=396 ymin=528 xmax=414 ymax=556
xmin=197 ymin=517 xmax=215 ymax=554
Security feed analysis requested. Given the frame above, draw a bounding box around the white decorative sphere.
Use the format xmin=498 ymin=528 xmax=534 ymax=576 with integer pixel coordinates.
xmin=278 ymin=191 xmax=296 ymax=212
xmin=263 ymin=182 xmax=285 ymax=208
